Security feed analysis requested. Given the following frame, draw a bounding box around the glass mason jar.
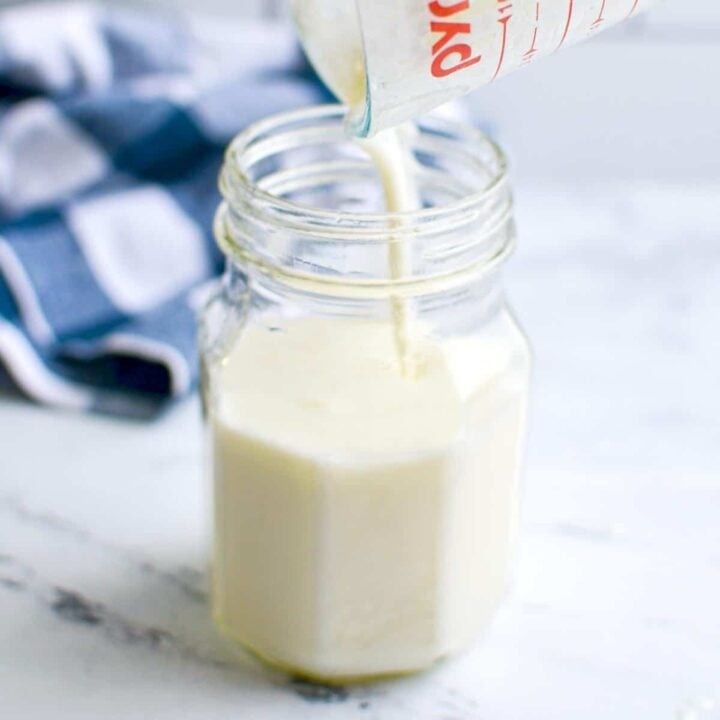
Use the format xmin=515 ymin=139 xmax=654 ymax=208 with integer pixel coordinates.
xmin=200 ymin=106 xmax=531 ymax=682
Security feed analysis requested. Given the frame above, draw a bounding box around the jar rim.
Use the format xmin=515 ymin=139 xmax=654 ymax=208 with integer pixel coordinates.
xmin=215 ymin=105 xmax=515 ymax=297
xmin=221 ymin=104 xmax=509 ymax=233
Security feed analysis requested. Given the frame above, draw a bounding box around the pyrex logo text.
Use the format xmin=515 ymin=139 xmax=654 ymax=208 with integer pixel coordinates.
xmin=429 ymin=0 xmax=481 ymax=78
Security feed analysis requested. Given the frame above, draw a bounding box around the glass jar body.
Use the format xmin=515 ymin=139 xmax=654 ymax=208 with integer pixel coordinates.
xmin=199 ymin=107 xmax=531 ymax=681
xmin=201 ymin=269 xmax=530 ymax=680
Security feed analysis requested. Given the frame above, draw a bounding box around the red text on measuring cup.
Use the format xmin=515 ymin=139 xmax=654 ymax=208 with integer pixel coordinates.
xmin=428 ymin=0 xmax=482 ymax=78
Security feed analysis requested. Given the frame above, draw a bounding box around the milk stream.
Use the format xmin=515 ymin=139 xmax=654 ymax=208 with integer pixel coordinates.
xmin=358 ymin=127 xmax=420 ymax=377
xmin=289 ymin=11 xmax=421 ymax=376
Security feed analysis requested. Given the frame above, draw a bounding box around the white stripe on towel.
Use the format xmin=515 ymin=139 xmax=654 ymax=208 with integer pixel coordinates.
xmin=0 ymin=318 xmax=92 ymax=409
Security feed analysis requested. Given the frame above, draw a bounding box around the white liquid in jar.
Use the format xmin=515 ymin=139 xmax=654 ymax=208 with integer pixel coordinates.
xmin=212 ymin=318 xmax=529 ymax=679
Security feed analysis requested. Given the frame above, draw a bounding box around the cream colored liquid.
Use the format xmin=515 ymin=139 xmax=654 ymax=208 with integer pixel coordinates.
xmin=212 ymin=318 xmax=529 ymax=679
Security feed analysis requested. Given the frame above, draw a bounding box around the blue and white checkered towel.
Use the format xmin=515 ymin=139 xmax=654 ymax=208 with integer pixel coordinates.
xmin=0 ymin=2 xmax=325 ymax=416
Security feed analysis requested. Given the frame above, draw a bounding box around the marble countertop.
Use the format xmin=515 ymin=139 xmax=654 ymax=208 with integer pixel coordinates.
xmin=1 ymin=180 xmax=719 ymax=719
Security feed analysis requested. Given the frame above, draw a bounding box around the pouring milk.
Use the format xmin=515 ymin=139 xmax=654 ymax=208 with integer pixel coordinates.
xmin=207 ymin=0 xmax=657 ymax=682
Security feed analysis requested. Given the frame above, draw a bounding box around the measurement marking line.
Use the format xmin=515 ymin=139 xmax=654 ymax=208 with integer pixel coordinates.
xmin=523 ymin=1 xmax=541 ymax=62
xmin=592 ymin=0 xmax=607 ymax=27
xmin=527 ymin=27 xmax=539 ymax=53
xmin=557 ymin=0 xmax=574 ymax=50
xmin=492 ymin=1 xmax=512 ymax=80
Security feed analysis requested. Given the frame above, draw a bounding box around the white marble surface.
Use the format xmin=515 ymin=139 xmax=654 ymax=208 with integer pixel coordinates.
xmin=1 ymin=179 xmax=719 ymax=719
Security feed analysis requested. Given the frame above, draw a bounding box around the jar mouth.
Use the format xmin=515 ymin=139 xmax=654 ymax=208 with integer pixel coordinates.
xmin=216 ymin=105 xmax=515 ymax=297
xmin=220 ymin=105 xmax=509 ymax=236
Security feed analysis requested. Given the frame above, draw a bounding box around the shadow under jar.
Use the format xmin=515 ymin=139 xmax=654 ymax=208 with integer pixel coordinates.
xmin=199 ymin=106 xmax=531 ymax=682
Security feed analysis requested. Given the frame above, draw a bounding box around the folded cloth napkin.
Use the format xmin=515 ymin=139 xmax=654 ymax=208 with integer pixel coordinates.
xmin=0 ymin=2 xmax=326 ymax=416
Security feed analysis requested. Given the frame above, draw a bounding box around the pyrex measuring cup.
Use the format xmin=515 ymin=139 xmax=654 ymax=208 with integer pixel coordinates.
xmin=293 ymin=0 xmax=658 ymax=136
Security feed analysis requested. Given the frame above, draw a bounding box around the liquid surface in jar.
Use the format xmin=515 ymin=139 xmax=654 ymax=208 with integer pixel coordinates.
xmin=212 ymin=317 xmax=529 ymax=679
